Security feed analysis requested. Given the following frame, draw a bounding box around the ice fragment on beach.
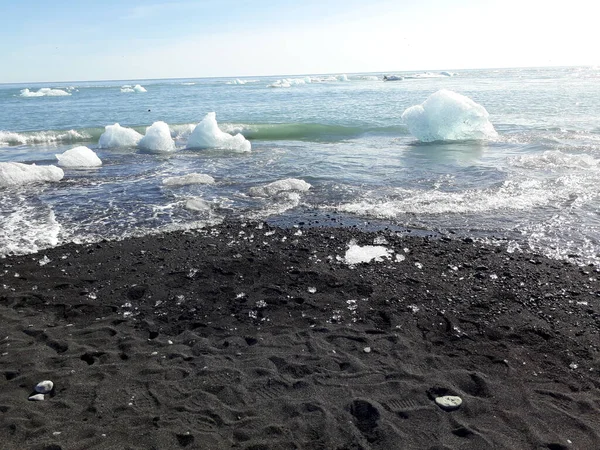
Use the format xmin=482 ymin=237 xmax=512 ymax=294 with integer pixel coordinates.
xmin=569 ymin=362 xmax=578 ymax=370
xmin=256 ymin=300 xmax=267 ymax=308
xmin=407 ymin=305 xmax=420 ymax=313
xmin=163 ymin=173 xmax=215 ymax=186
xmin=98 ymin=123 xmax=143 ymax=148
xmin=28 ymin=394 xmax=45 ymax=401
xmin=373 ymin=236 xmax=388 ymax=245
xmin=435 ymin=395 xmax=462 ymax=411
xmin=138 ymin=121 xmax=175 ymax=152
xmin=402 ymin=89 xmax=498 ymax=142
xmin=38 ymin=256 xmax=51 ymax=266
xmin=344 ymin=243 xmax=392 ymax=265
xmin=248 ymin=178 xmax=311 ymax=197
xmin=396 ymin=254 xmax=406 ymax=262
xmin=0 ymin=162 xmax=64 ymax=187
xmin=56 ymin=146 xmax=102 ymax=168
xmin=415 ymin=262 xmax=423 ymax=269
xmin=363 ymin=347 xmax=371 ymax=353
xmin=308 ymin=287 xmax=317 ymax=294
xmin=35 ymin=380 xmax=54 ymax=394
xmin=187 ymin=112 xmax=251 ymax=152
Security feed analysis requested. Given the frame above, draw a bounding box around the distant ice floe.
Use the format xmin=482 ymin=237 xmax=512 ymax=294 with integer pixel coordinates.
xmin=267 ymin=77 xmax=311 ymax=88
xmin=344 ymin=243 xmax=392 ymax=264
xmin=227 ymin=79 xmax=247 ymax=85
xmin=121 ymin=84 xmax=147 ymax=93
xmin=401 ymin=89 xmax=497 ymax=142
xmin=98 ymin=123 xmax=143 ymax=148
xmin=55 ymin=146 xmax=102 ymax=168
xmin=0 ymin=162 xmax=64 ymax=187
xmin=248 ymin=178 xmax=311 ymax=197
xmin=337 ymin=74 xmax=349 ymax=81
xmin=138 ymin=121 xmax=175 ymax=152
xmin=20 ymin=88 xmax=71 ymax=97
xmin=186 ymin=112 xmax=251 ymax=152
xmin=162 ymin=173 xmax=215 ymax=186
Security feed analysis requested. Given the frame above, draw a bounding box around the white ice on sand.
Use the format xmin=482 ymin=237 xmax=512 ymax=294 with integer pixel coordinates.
xmin=98 ymin=123 xmax=143 ymax=148
xmin=0 ymin=162 xmax=64 ymax=187
xmin=344 ymin=243 xmax=392 ymax=265
xmin=162 ymin=173 xmax=215 ymax=186
xmin=249 ymin=178 xmax=311 ymax=197
xmin=186 ymin=112 xmax=251 ymax=152
xmin=401 ymin=89 xmax=497 ymax=142
xmin=20 ymin=88 xmax=71 ymax=97
xmin=138 ymin=121 xmax=175 ymax=152
xmin=55 ymin=146 xmax=102 ymax=168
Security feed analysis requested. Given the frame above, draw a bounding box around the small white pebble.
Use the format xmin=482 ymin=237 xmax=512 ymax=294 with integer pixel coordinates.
xmin=363 ymin=347 xmax=371 ymax=353
xmin=168 ymin=340 xmax=173 ymax=345
xmin=53 ymin=432 xmax=61 ymax=436
xmin=28 ymin=394 xmax=45 ymax=401
xmin=569 ymin=362 xmax=578 ymax=370
xmin=308 ymin=287 xmax=317 ymax=294
xmin=35 ymin=380 xmax=54 ymax=394
xmin=151 ymin=352 xmax=158 ymax=356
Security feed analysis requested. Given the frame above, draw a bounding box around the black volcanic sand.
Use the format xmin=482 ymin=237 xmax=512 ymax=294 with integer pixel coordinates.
xmin=1 ymin=222 xmax=600 ymax=450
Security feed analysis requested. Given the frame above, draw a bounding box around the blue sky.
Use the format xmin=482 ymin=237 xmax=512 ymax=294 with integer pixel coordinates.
xmin=1 ymin=0 xmax=596 ymax=83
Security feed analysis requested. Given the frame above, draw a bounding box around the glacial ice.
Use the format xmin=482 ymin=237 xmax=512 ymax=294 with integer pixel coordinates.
xmin=138 ymin=121 xmax=175 ymax=152
xmin=186 ymin=112 xmax=251 ymax=152
xmin=344 ymin=244 xmax=392 ymax=264
xmin=121 ymin=84 xmax=147 ymax=93
xmin=98 ymin=123 xmax=143 ymax=148
xmin=401 ymin=89 xmax=498 ymax=142
xmin=163 ymin=173 xmax=215 ymax=186
xmin=55 ymin=146 xmax=102 ymax=168
xmin=337 ymin=74 xmax=349 ymax=81
xmin=248 ymin=178 xmax=311 ymax=197
xmin=20 ymin=88 xmax=71 ymax=97
xmin=0 ymin=162 xmax=64 ymax=187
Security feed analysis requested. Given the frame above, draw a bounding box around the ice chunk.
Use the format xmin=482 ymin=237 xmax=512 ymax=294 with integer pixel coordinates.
xmin=344 ymin=244 xmax=392 ymax=264
xmin=98 ymin=123 xmax=143 ymax=148
xmin=186 ymin=112 xmax=251 ymax=152
xmin=185 ymin=198 xmax=211 ymax=211
xmin=138 ymin=121 xmax=175 ymax=152
xmin=121 ymin=84 xmax=147 ymax=93
xmin=337 ymin=74 xmax=348 ymax=81
xmin=163 ymin=173 xmax=215 ymax=186
xmin=0 ymin=162 xmax=64 ymax=187
xmin=401 ymin=89 xmax=497 ymax=142
xmin=20 ymin=88 xmax=71 ymax=97
xmin=248 ymin=178 xmax=311 ymax=197
xmin=55 ymin=146 xmax=102 ymax=168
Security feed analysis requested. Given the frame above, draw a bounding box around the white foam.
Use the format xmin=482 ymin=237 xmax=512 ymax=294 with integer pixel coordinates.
xmin=19 ymin=88 xmax=71 ymax=97
xmin=98 ymin=123 xmax=143 ymax=148
xmin=354 ymin=75 xmax=379 ymax=81
xmin=0 ymin=206 xmax=61 ymax=256
xmin=337 ymin=74 xmax=348 ymax=81
xmin=0 ymin=129 xmax=89 ymax=146
xmin=227 ymin=79 xmax=247 ymax=85
xmin=0 ymin=162 xmax=64 ymax=187
xmin=162 ymin=173 xmax=215 ymax=186
xmin=55 ymin=146 xmax=102 ymax=168
xmin=509 ymin=150 xmax=599 ymax=170
xmin=401 ymin=89 xmax=498 ymax=142
xmin=138 ymin=121 xmax=175 ymax=152
xmin=267 ymin=78 xmax=308 ymax=88
xmin=344 ymin=243 xmax=392 ymax=264
xmin=248 ymin=178 xmax=311 ymax=197
xmin=186 ymin=112 xmax=251 ymax=152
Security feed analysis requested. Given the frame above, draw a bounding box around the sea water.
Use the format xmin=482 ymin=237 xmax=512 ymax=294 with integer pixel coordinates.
xmin=1 ymin=67 xmax=600 ymax=264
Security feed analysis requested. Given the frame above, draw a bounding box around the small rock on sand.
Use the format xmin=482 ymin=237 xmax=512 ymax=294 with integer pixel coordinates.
xmin=35 ymin=380 xmax=54 ymax=394
xmin=28 ymin=394 xmax=45 ymax=401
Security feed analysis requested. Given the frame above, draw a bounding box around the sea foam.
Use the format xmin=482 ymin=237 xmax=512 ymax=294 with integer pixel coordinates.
xmin=98 ymin=123 xmax=143 ymax=148
xmin=20 ymin=88 xmax=71 ymax=97
xmin=55 ymin=146 xmax=102 ymax=168
xmin=0 ymin=162 xmax=64 ymax=187
xmin=186 ymin=112 xmax=251 ymax=152
xmin=121 ymin=84 xmax=147 ymax=93
xmin=401 ymin=90 xmax=497 ymax=142
xmin=249 ymin=178 xmax=311 ymax=197
xmin=138 ymin=121 xmax=175 ymax=152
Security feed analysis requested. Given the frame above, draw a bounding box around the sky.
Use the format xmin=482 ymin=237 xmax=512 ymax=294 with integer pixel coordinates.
xmin=1 ymin=0 xmax=597 ymax=83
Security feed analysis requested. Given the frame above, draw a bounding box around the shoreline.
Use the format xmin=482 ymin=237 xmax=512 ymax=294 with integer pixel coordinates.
xmin=1 ymin=221 xmax=599 ymax=449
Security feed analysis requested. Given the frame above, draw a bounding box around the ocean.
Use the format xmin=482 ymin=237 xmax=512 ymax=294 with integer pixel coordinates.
xmin=1 ymin=67 xmax=600 ymax=264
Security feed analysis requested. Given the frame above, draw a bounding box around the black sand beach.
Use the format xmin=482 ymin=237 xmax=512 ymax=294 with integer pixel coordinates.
xmin=1 ymin=222 xmax=599 ymax=449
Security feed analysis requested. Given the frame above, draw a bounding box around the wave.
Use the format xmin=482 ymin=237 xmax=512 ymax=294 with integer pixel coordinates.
xmin=0 ymin=122 xmax=410 ymax=147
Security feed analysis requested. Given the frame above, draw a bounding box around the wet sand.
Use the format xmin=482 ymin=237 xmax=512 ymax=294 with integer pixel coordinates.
xmin=1 ymin=222 xmax=599 ymax=449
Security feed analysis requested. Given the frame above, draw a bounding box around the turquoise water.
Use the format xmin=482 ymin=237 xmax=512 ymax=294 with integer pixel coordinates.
xmin=1 ymin=67 xmax=600 ymax=263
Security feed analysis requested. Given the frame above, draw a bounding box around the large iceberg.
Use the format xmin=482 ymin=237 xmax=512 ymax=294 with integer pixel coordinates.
xmin=186 ymin=112 xmax=251 ymax=152
xmin=138 ymin=121 xmax=175 ymax=152
xmin=0 ymin=162 xmax=64 ymax=187
xmin=401 ymin=90 xmax=498 ymax=142
xmin=55 ymin=146 xmax=102 ymax=168
xmin=98 ymin=123 xmax=143 ymax=148
xmin=249 ymin=178 xmax=311 ymax=197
